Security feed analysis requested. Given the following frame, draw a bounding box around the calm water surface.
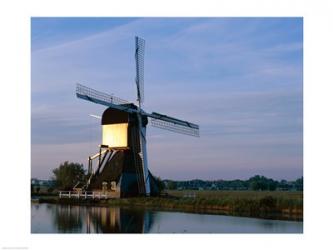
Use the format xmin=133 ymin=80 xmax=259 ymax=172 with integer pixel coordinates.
xmin=31 ymin=203 xmax=302 ymax=233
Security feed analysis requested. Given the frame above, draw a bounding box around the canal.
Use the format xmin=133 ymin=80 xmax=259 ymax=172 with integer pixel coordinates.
xmin=31 ymin=203 xmax=303 ymax=233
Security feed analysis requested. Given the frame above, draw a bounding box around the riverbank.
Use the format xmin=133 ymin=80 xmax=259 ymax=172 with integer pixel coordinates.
xmin=34 ymin=190 xmax=303 ymax=221
xmin=31 ymin=203 xmax=303 ymax=233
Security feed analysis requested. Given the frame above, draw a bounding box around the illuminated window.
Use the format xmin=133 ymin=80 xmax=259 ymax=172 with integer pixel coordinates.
xmin=102 ymin=123 xmax=128 ymax=148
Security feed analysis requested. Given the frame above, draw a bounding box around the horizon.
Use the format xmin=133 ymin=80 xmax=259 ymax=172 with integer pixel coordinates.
xmin=31 ymin=17 xmax=303 ymax=181
xmin=31 ymin=174 xmax=303 ymax=182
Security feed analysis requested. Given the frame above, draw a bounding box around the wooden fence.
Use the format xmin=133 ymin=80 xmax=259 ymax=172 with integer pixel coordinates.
xmin=59 ymin=191 xmax=117 ymax=199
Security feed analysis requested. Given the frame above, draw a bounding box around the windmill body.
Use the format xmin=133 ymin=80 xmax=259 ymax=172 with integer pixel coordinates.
xmin=76 ymin=37 xmax=199 ymax=197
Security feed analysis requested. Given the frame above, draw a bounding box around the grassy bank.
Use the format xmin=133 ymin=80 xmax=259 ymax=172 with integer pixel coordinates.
xmin=167 ymin=190 xmax=303 ymax=221
xmin=35 ymin=190 xmax=303 ymax=221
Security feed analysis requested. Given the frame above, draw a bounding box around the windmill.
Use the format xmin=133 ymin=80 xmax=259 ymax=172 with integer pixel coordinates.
xmin=76 ymin=36 xmax=199 ymax=197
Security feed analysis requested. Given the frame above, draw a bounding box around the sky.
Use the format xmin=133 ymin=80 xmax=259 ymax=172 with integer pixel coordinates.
xmin=31 ymin=17 xmax=303 ymax=181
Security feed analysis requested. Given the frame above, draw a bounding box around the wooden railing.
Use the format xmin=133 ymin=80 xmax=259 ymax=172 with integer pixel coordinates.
xmin=59 ymin=191 xmax=115 ymax=199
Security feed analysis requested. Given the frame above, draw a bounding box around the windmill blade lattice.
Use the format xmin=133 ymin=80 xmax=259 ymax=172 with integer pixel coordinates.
xmin=76 ymin=83 xmax=137 ymax=113
xmin=135 ymin=36 xmax=145 ymax=105
xmin=148 ymin=112 xmax=200 ymax=137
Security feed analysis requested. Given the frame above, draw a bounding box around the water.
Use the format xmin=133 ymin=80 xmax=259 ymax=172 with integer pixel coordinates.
xmin=31 ymin=203 xmax=303 ymax=233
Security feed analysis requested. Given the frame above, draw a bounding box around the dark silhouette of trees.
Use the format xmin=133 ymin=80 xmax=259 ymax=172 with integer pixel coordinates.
xmin=52 ymin=161 xmax=86 ymax=190
xmin=295 ymin=177 xmax=303 ymax=191
xmin=163 ymin=175 xmax=302 ymax=191
xmin=249 ymin=175 xmax=278 ymax=191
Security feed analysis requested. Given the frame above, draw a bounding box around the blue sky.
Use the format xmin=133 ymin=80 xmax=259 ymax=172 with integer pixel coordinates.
xmin=31 ymin=17 xmax=303 ymax=180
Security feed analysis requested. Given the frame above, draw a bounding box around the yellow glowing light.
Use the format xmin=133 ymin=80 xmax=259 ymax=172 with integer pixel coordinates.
xmin=102 ymin=123 xmax=128 ymax=148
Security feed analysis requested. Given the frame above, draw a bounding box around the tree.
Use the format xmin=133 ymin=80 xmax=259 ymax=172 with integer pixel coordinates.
xmin=295 ymin=177 xmax=303 ymax=191
xmin=267 ymin=180 xmax=278 ymax=191
xmin=249 ymin=175 xmax=267 ymax=190
xmin=248 ymin=175 xmax=277 ymax=191
xmin=52 ymin=161 xmax=86 ymax=190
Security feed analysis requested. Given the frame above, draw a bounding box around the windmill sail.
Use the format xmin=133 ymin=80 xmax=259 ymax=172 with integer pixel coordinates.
xmin=134 ymin=36 xmax=150 ymax=195
xmin=76 ymin=83 xmax=137 ymax=113
xmin=135 ymin=36 xmax=145 ymax=105
xmin=147 ymin=112 xmax=200 ymax=137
